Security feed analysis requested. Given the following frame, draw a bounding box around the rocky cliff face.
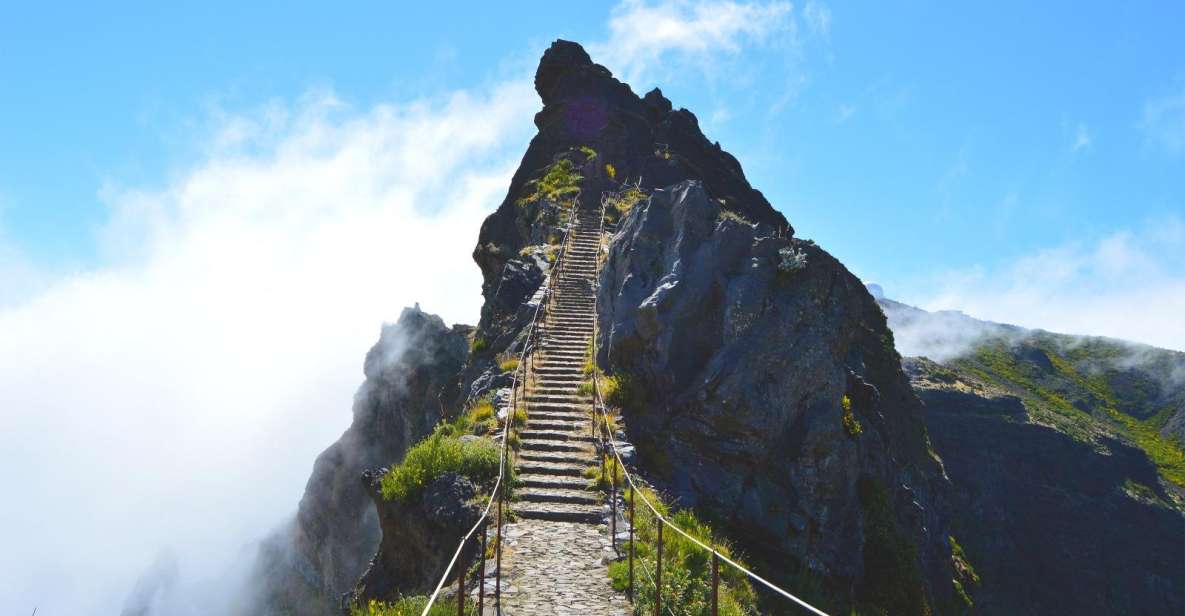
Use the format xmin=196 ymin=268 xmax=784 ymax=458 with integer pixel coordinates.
xmin=257 ymin=38 xmax=1185 ymax=616
xmin=882 ymin=300 xmax=1185 ymax=615
xmin=472 ymin=40 xmax=789 ymax=356
xmin=347 ymin=472 xmax=482 ymax=606
xmin=597 ymin=181 xmax=957 ymax=613
xmin=251 ymin=307 xmax=470 ymax=614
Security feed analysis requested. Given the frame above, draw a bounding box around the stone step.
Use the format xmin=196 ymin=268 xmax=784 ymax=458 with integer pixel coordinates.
xmin=529 ymin=386 xmax=580 ymax=395
xmin=519 ymin=440 xmax=590 ymax=454
xmin=534 ymin=376 xmax=584 ymax=385
xmin=533 ymin=365 xmax=584 ymax=373
xmin=512 ymin=502 xmax=602 ymax=524
xmin=534 ymin=365 xmax=584 ymax=374
xmin=535 ymin=364 xmax=585 ymax=374
xmin=526 ymin=414 xmax=585 ymax=428
xmin=538 ymin=350 xmax=586 ymax=359
xmin=518 ymin=473 xmax=590 ymax=491
xmin=526 ymin=395 xmax=585 ymax=405
xmin=519 ymin=450 xmax=592 ymax=466
xmin=535 ymin=356 xmax=586 ymax=364
xmin=544 ymin=329 xmax=593 ymax=337
xmin=518 ymin=429 xmax=594 ymax=442
xmin=517 ymin=461 xmax=587 ymax=477
xmin=517 ymin=488 xmax=600 ymax=506
xmin=542 ymin=335 xmax=590 ymax=342
xmin=539 ymin=344 xmax=589 ymax=352
xmin=536 ymin=352 xmax=586 ymax=360
xmin=526 ymin=413 xmax=587 ymax=425
xmin=527 ymin=400 xmax=588 ymax=411
xmin=526 ymin=420 xmax=581 ymax=432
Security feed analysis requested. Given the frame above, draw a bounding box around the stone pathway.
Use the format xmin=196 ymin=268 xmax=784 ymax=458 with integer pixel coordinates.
xmin=493 ymin=205 xmax=629 ymax=615
xmin=496 ymin=520 xmax=629 ymax=615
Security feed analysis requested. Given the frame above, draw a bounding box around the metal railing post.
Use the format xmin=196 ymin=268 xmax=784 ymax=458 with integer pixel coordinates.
xmin=655 ymin=520 xmax=663 ymax=616
xmin=478 ymin=525 xmax=486 ymax=614
xmin=457 ymin=551 xmax=465 ymax=616
xmin=495 ymin=487 xmax=502 ymax=605
xmin=711 ymin=551 xmax=720 ymax=616
xmin=628 ymin=491 xmax=635 ymax=599
xmin=611 ymin=454 xmax=617 ymax=551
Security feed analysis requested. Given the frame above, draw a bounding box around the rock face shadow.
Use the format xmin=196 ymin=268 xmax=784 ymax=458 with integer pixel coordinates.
xmin=923 ymin=387 xmax=1185 ymax=615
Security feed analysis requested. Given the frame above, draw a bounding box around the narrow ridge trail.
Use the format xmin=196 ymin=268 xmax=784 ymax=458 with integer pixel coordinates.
xmin=495 ymin=204 xmax=629 ymax=615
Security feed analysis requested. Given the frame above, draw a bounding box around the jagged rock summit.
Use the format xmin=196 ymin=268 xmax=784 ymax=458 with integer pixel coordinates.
xmin=260 ymin=39 xmax=968 ymax=616
xmin=474 ymin=40 xmax=790 ymax=350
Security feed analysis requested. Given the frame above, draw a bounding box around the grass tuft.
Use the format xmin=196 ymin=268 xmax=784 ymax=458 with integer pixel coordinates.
xmin=516 ymin=159 xmax=583 ymax=206
xmin=380 ymin=431 xmax=500 ymax=502
xmin=609 ymin=486 xmax=758 ymax=615
xmin=841 ymin=395 xmax=862 ymax=437
xmin=349 ymin=596 xmax=476 ymax=616
xmin=498 ymin=355 xmax=520 ymax=373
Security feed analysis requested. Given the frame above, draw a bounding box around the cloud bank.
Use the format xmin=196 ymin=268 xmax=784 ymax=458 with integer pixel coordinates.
xmin=0 ymin=3 xmax=806 ymax=613
xmin=0 ymin=81 xmax=536 ymax=615
xmin=908 ymin=217 xmax=1185 ymax=353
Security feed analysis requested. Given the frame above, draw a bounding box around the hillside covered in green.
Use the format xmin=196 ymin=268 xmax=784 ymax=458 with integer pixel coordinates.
xmin=881 ymin=296 xmax=1184 ymax=614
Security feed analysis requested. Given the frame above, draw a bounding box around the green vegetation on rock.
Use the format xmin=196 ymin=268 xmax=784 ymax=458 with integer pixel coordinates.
xmin=380 ymin=431 xmax=500 ymax=502
xmin=349 ymin=596 xmax=476 ymax=616
xmin=954 ymin=337 xmax=1185 ymax=489
xmin=516 ymin=158 xmax=583 ymax=206
xmin=841 ymin=395 xmax=862 ymax=438
xmin=380 ymin=401 xmax=506 ymax=503
xmin=856 ymin=476 xmax=931 ymax=616
xmin=604 ymin=186 xmax=647 ymax=224
xmin=609 ymin=486 xmax=759 ymax=616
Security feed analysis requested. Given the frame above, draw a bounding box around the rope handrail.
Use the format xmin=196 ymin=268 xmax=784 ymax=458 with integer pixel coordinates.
xmin=419 ymin=192 xmax=582 ymax=615
xmin=590 ymin=189 xmax=830 ymax=616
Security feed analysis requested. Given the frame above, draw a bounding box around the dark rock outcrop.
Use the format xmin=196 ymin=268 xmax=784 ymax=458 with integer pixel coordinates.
xmin=473 ymin=39 xmax=790 ymax=353
xmin=346 ymin=472 xmax=482 ymax=606
xmin=597 ymin=181 xmax=956 ymax=612
xmin=908 ymin=357 xmax=1184 ymax=615
xmin=251 ymin=306 xmax=470 ymax=614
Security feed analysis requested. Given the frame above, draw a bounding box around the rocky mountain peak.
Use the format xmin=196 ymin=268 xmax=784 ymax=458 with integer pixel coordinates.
xmin=474 ymin=41 xmax=792 ymax=349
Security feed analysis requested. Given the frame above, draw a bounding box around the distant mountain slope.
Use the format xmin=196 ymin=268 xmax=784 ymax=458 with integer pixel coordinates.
xmin=880 ymin=295 xmax=1185 ymax=490
xmin=879 ymin=293 xmax=1184 ymax=614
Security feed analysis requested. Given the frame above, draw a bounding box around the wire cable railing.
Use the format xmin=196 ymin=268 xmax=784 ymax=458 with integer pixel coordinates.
xmin=418 ymin=192 xmax=582 ymax=616
xmin=589 ymin=190 xmax=831 ymax=616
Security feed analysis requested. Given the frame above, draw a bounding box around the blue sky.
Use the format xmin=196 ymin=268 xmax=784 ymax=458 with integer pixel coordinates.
xmin=2 ymin=1 xmax=1183 ymax=347
xmin=0 ymin=4 xmax=1179 ymax=257
xmin=0 ymin=3 xmax=1182 ymax=612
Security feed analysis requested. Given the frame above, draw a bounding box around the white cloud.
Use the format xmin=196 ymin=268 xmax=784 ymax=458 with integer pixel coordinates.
xmin=0 ymin=80 xmax=537 ymax=615
xmin=594 ymin=0 xmax=795 ymax=85
xmin=803 ymin=0 xmax=832 ymax=37
xmin=911 ymin=217 xmax=1185 ymax=352
xmin=0 ymin=205 xmax=50 ymax=308
xmin=0 ymin=4 xmax=814 ymax=612
xmin=836 ymin=103 xmax=856 ymax=123
xmin=1141 ymin=85 xmax=1185 ymax=153
xmin=1072 ymin=122 xmax=1092 ymax=152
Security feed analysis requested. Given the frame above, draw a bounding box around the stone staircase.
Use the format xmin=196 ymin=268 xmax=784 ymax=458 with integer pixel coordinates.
xmin=493 ymin=206 xmax=630 ymax=615
xmin=513 ymin=206 xmax=603 ymax=525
